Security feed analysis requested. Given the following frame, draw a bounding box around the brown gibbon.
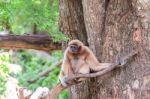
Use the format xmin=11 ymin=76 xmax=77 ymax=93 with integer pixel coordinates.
xmin=59 ymin=39 xmax=112 ymax=86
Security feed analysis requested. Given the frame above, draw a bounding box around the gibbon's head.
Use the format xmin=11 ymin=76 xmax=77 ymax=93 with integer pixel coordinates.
xmin=68 ymin=39 xmax=84 ymax=54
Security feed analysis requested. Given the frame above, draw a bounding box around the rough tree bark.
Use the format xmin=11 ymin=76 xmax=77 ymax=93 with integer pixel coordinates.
xmin=59 ymin=0 xmax=150 ymax=99
xmin=59 ymin=0 xmax=88 ymax=45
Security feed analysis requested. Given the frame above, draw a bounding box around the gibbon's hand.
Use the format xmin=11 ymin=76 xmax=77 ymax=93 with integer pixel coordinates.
xmin=60 ymin=76 xmax=68 ymax=87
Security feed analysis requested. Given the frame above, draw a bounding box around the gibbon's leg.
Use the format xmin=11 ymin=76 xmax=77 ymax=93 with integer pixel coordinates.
xmin=77 ymin=64 xmax=90 ymax=74
xmin=76 ymin=64 xmax=90 ymax=81
xmin=85 ymin=51 xmax=113 ymax=71
xmin=92 ymin=63 xmax=114 ymax=71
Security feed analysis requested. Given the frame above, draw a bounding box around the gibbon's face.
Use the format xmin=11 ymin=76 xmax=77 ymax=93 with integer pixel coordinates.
xmin=68 ymin=40 xmax=83 ymax=54
xmin=69 ymin=44 xmax=80 ymax=54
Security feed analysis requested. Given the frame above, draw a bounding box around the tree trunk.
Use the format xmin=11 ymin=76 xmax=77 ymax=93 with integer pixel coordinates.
xmin=59 ymin=0 xmax=150 ymax=99
xmin=58 ymin=0 xmax=88 ymax=45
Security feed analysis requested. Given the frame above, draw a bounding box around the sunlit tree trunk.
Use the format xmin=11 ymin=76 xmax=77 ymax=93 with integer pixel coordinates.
xmin=59 ymin=0 xmax=150 ymax=98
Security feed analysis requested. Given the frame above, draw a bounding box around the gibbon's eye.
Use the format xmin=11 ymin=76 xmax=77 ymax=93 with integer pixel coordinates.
xmin=70 ymin=45 xmax=78 ymax=53
xmin=70 ymin=45 xmax=76 ymax=49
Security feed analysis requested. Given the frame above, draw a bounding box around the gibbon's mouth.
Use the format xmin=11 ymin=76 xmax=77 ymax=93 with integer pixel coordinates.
xmin=71 ymin=51 xmax=78 ymax=54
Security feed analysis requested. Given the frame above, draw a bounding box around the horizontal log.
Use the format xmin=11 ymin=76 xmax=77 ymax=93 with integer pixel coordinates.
xmin=0 ymin=35 xmax=62 ymax=51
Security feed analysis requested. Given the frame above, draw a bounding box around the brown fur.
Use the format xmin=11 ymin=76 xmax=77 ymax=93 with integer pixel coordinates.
xmin=59 ymin=39 xmax=112 ymax=86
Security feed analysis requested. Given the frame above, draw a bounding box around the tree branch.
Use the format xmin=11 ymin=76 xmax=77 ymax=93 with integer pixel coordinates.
xmin=48 ymin=50 xmax=138 ymax=99
xmin=0 ymin=34 xmax=62 ymax=51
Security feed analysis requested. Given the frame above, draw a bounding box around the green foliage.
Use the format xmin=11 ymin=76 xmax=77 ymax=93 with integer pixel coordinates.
xmin=0 ymin=52 xmax=10 ymax=96
xmin=15 ymin=50 xmax=68 ymax=98
xmin=0 ymin=0 xmax=69 ymax=98
xmin=17 ymin=51 xmax=61 ymax=89
xmin=0 ymin=51 xmax=68 ymax=99
xmin=0 ymin=0 xmax=68 ymax=41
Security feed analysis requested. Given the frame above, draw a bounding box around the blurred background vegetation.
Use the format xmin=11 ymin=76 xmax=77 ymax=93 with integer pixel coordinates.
xmin=0 ymin=0 xmax=68 ymax=98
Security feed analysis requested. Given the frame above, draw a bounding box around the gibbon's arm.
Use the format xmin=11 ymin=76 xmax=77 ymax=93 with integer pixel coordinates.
xmin=85 ymin=46 xmax=113 ymax=71
xmin=59 ymin=58 xmax=70 ymax=86
xmin=59 ymin=57 xmax=72 ymax=78
xmin=59 ymin=49 xmax=73 ymax=86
